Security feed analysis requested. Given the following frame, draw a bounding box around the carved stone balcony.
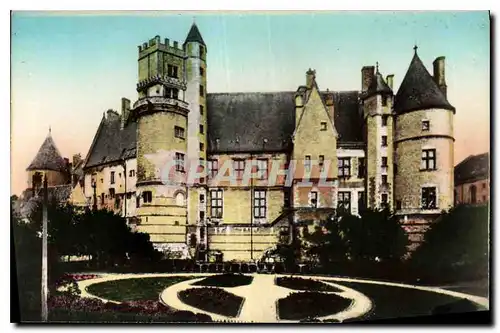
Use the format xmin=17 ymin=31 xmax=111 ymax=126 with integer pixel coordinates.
xmin=136 ymin=74 xmax=186 ymax=91
xmin=133 ymin=96 xmax=189 ymax=110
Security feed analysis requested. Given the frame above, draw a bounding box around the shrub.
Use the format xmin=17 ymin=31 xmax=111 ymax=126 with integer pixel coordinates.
xmin=276 ymin=277 xmax=342 ymax=292
xmin=192 ymin=273 xmax=253 ymax=287
xmin=179 ymin=287 xmax=244 ymax=317
xmin=278 ymin=292 xmax=352 ymax=320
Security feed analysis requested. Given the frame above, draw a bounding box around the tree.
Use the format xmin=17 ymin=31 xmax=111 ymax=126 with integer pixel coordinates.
xmin=340 ymin=208 xmax=409 ymax=263
xmin=411 ymin=204 xmax=489 ymax=279
xmin=303 ymin=214 xmax=349 ymax=269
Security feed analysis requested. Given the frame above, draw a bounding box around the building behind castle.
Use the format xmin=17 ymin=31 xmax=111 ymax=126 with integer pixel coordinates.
xmin=21 ymin=23 xmax=456 ymax=261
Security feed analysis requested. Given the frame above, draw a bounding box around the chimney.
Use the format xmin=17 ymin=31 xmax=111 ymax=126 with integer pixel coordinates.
xmin=306 ymin=68 xmax=316 ymax=89
xmin=121 ymin=98 xmax=131 ymax=129
xmin=433 ymin=56 xmax=447 ymax=97
xmin=361 ymin=66 xmax=375 ymax=92
xmin=386 ymin=74 xmax=394 ymax=90
xmin=72 ymin=153 xmax=82 ymax=167
xmin=325 ymin=89 xmax=335 ymax=119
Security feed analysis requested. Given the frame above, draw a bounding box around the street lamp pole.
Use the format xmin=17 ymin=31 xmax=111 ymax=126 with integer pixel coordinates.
xmin=41 ymin=174 xmax=48 ymax=322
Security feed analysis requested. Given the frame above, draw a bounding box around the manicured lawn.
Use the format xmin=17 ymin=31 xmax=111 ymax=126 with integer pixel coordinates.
xmin=86 ymin=276 xmax=195 ymax=302
xmin=336 ymin=281 xmax=487 ymax=323
xmin=192 ymin=273 xmax=253 ymax=288
xmin=276 ymin=276 xmax=342 ymax=292
xmin=278 ymin=292 xmax=352 ymax=320
xmin=179 ymin=287 xmax=244 ymax=318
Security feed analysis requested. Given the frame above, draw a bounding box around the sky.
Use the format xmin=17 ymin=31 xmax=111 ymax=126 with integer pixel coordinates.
xmin=10 ymin=11 xmax=490 ymax=195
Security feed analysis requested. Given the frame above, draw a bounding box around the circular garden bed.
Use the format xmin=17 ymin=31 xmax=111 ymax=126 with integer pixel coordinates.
xmin=276 ymin=276 xmax=342 ymax=292
xmin=178 ymin=287 xmax=244 ymax=317
xmin=192 ymin=273 xmax=253 ymax=288
xmin=277 ymin=291 xmax=352 ymax=320
xmin=86 ymin=276 xmax=195 ymax=302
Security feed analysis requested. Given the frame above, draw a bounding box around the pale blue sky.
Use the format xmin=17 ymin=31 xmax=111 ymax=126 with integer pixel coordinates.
xmin=11 ymin=11 xmax=490 ymax=194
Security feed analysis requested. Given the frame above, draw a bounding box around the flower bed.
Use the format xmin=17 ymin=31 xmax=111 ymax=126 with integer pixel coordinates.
xmin=276 ymin=276 xmax=342 ymax=292
xmin=277 ymin=292 xmax=352 ymax=320
xmin=48 ymin=294 xmax=212 ymax=323
xmin=178 ymin=287 xmax=244 ymax=318
xmin=192 ymin=273 xmax=253 ymax=288
xmin=86 ymin=276 xmax=195 ymax=302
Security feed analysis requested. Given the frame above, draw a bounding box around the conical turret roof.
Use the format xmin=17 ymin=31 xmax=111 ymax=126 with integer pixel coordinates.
xmin=26 ymin=130 xmax=67 ymax=172
xmin=184 ymin=22 xmax=206 ymax=46
xmin=394 ymin=49 xmax=455 ymax=114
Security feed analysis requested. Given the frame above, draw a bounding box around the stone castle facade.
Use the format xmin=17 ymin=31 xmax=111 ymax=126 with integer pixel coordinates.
xmin=25 ymin=24 xmax=455 ymax=261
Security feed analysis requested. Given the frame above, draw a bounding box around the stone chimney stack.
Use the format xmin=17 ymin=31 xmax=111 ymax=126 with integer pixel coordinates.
xmin=386 ymin=74 xmax=394 ymax=90
xmin=433 ymin=56 xmax=447 ymax=97
xmin=306 ymin=68 xmax=316 ymax=89
xmin=121 ymin=98 xmax=131 ymax=129
xmin=361 ymin=66 xmax=375 ymax=92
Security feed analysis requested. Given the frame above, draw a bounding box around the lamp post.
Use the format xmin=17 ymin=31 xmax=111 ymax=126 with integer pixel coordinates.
xmin=41 ymin=174 xmax=48 ymax=322
xmin=92 ymin=179 xmax=97 ymax=211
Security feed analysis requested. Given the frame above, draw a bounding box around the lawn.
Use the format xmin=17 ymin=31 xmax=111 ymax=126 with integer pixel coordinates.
xmin=276 ymin=276 xmax=342 ymax=292
xmin=277 ymin=291 xmax=352 ymax=320
xmin=335 ymin=281 xmax=487 ymax=323
xmin=192 ymin=273 xmax=253 ymax=288
xmin=86 ymin=276 xmax=195 ymax=302
xmin=178 ymin=287 xmax=244 ymax=318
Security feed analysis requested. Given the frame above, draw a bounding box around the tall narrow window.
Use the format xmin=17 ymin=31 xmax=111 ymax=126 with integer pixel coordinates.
xmin=110 ymin=171 xmax=115 ymax=184
xmin=199 ymin=142 xmax=204 ymax=152
xmin=382 ymin=136 xmax=388 ymax=147
xmin=304 ymin=155 xmax=311 ymax=172
xmin=358 ymin=157 xmax=366 ymax=178
xmin=358 ymin=191 xmax=366 ymax=211
xmin=233 ymin=159 xmax=245 ymax=179
xmin=200 ymin=105 xmax=204 ymax=115
xmin=338 ymin=158 xmax=351 ymax=178
xmin=199 ymin=194 xmax=205 ymax=203
xmin=208 ymin=159 xmax=218 ymax=179
xmin=210 ymin=189 xmax=223 ymax=218
xmin=338 ymin=192 xmax=351 ymax=212
xmin=200 ymin=85 xmax=204 ymax=97
xmin=422 ymin=187 xmax=437 ymax=209
xmin=319 ymin=155 xmax=325 ymax=171
xmin=257 ymin=159 xmax=268 ymax=180
xmin=109 ymin=188 xmax=115 ymax=198
xmin=382 ymin=157 xmax=388 ymax=167
xmin=174 ymin=126 xmax=185 ymax=139
xmin=381 ymin=193 xmax=389 ymax=208
xmin=470 ymin=185 xmax=477 ymax=204
xmin=172 ymin=88 xmax=179 ymax=100
xmin=142 ymin=191 xmax=152 ymax=203
xmin=382 ymin=115 xmax=388 ymax=126
xmin=382 ymin=96 xmax=388 ymax=106
xmin=199 ymin=124 xmax=204 ymax=134
xmin=382 ymin=175 xmax=388 ymax=185
xmin=320 ymin=122 xmax=327 ymax=131
xmin=254 ymin=190 xmax=267 ymax=218
xmin=310 ymin=191 xmax=318 ymax=208
xmin=200 ymin=67 xmax=204 ymax=76
xmin=421 ymin=149 xmax=436 ymax=171
xmin=175 ymin=153 xmax=185 ymax=172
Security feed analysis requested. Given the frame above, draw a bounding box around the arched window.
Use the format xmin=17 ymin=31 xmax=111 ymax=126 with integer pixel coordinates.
xmin=470 ymin=185 xmax=477 ymax=204
xmin=175 ymin=191 xmax=186 ymax=206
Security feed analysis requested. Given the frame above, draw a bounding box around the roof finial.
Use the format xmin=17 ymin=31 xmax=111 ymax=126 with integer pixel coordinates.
xmin=376 ymin=61 xmax=379 ymax=73
xmin=49 ymin=126 xmax=51 ymax=134
xmin=413 ymin=44 xmax=418 ymax=54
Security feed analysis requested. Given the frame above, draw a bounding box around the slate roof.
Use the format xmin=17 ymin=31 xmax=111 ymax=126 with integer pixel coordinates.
xmin=454 ymin=152 xmax=489 ymax=185
xmin=27 ymin=132 xmax=68 ymax=172
xmin=327 ymin=91 xmax=364 ymax=144
xmin=206 ymin=92 xmax=296 ymax=153
xmin=84 ymin=111 xmax=137 ymax=169
xmin=184 ymin=23 xmax=206 ymax=46
xmin=362 ymin=71 xmax=393 ymax=99
xmin=394 ymin=51 xmax=455 ymax=114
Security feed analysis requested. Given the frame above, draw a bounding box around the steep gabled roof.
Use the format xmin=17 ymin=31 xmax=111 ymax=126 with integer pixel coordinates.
xmin=394 ymin=51 xmax=455 ymax=114
xmin=26 ymin=131 xmax=67 ymax=172
xmin=84 ymin=111 xmax=137 ymax=169
xmin=206 ymin=90 xmax=364 ymax=153
xmin=184 ymin=23 xmax=206 ymax=46
xmin=364 ymin=71 xmax=393 ymax=99
xmin=206 ymin=92 xmax=296 ymax=153
xmin=454 ymin=152 xmax=489 ymax=185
